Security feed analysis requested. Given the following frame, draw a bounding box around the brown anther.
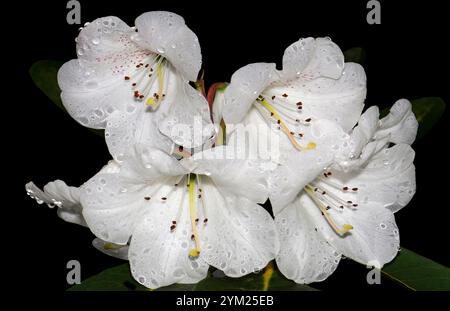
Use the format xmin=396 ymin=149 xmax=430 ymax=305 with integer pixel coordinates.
xmin=277 ymin=120 xmax=281 ymax=124
xmin=326 ymin=206 xmax=331 ymax=210
xmin=270 ymin=112 xmax=274 ymax=116
xmin=203 ymin=218 xmax=208 ymax=224
xmin=343 ymin=186 xmax=349 ymax=191
xmin=353 ymin=204 xmax=358 ymax=207
xmin=178 ymin=146 xmax=183 ymax=152
xmin=172 ymin=220 xmax=177 ymax=224
xmin=161 ymin=197 xmax=167 ymax=201
xmin=170 ymin=225 xmax=176 ymax=231
xmin=198 ymin=194 xmax=202 ymax=198
xmin=347 ymin=201 xmax=353 ymax=204
xmin=191 ymin=234 xmax=195 ymax=240
xmin=352 ymin=187 xmax=359 ymax=191
xmin=271 ymin=95 xmax=276 ymax=100
xmin=305 ymin=118 xmax=312 ymax=122
xmin=144 ymin=196 xmax=151 ymax=201
xmin=282 ymin=93 xmax=288 ymax=97
xmin=296 ymin=101 xmax=303 ymax=106
xmin=132 ymin=83 xmax=136 ymax=86
xmin=195 ymin=218 xmax=199 ymax=223
xmin=139 ymin=95 xmax=144 ymax=99
xmin=298 ymin=133 xmax=304 ymax=137
xmin=145 ymin=64 xmax=149 ymax=68
xmin=124 ymin=76 xmax=130 ymax=80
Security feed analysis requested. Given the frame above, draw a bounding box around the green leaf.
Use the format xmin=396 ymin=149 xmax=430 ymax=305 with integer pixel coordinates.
xmin=343 ymin=47 xmax=366 ymax=64
xmin=382 ymin=248 xmax=450 ymax=291
xmin=29 ymin=60 xmax=66 ymax=112
xmin=69 ymin=262 xmax=316 ymax=291
xmin=29 ymin=60 xmax=104 ymax=137
xmin=411 ymin=97 xmax=446 ymax=139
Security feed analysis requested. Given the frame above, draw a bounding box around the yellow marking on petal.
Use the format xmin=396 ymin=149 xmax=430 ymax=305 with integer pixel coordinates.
xmin=257 ymin=97 xmax=315 ymax=151
xmin=189 ymin=174 xmax=201 ymax=258
xmin=262 ymin=261 xmax=274 ymax=291
xmin=305 ymin=185 xmax=353 ymax=236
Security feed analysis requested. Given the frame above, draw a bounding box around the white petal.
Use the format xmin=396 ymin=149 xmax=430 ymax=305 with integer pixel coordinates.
xmin=81 ymin=149 xmax=187 ymax=244
xmin=200 ymin=179 xmax=279 ymax=277
xmin=182 ymin=145 xmax=272 ymax=204
xmin=128 ymin=199 xmax=209 ymax=289
xmin=336 ymin=144 xmax=416 ymax=213
xmin=158 ymin=74 xmax=214 ymax=149
xmin=348 ymin=106 xmax=380 ymax=158
xmin=298 ymin=192 xmax=400 ymax=268
xmin=375 ymin=99 xmax=418 ymax=145
xmin=92 ymin=238 xmax=129 ymax=260
xmin=58 ymin=16 xmax=149 ymax=129
xmin=282 ymin=37 xmax=344 ymax=81
xmin=223 ymin=63 xmax=278 ymax=124
xmin=25 ymin=180 xmax=86 ymax=226
xmin=275 ymin=202 xmax=341 ymax=283
xmin=135 ymin=11 xmax=201 ymax=81
xmin=267 ymin=119 xmax=346 ymax=214
xmin=76 ymin=16 xmax=135 ymax=62
xmin=268 ymin=62 xmax=366 ymax=132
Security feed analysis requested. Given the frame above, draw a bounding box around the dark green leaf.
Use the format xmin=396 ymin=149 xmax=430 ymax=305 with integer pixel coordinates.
xmin=69 ymin=263 xmax=316 ymax=291
xmin=29 ymin=60 xmax=104 ymax=137
xmin=29 ymin=60 xmax=66 ymax=112
xmin=411 ymin=97 xmax=446 ymax=139
xmin=343 ymin=47 xmax=366 ymax=64
xmin=382 ymin=248 xmax=450 ymax=291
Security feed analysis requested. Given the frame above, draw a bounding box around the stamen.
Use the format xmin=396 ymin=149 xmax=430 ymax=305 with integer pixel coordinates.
xmin=189 ymin=174 xmax=201 ymax=258
xmin=305 ymin=185 xmax=353 ymax=236
xmin=196 ymin=175 xmax=208 ymax=224
xmin=169 ymin=175 xmax=188 ymax=233
xmin=257 ymin=96 xmax=316 ymax=151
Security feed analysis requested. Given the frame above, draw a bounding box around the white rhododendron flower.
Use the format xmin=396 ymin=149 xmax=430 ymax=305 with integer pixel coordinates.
xmin=80 ymin=145 xmax=278 ymax=289
xmin=223 ymin=37 xmax=366 ymax=140
xmin=275 ymin=101 xmax=417 ymax=283
xmin=58 ymin=11 xmax=214 ymax=160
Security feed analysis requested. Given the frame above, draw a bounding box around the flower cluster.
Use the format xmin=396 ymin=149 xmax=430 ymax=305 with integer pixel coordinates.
xmin=26 ymin=11 xmax=417 ymax=289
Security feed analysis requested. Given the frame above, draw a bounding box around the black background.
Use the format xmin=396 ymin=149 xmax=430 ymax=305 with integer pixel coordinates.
xmin=10 ymin=0 xmax=449 ymax=296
